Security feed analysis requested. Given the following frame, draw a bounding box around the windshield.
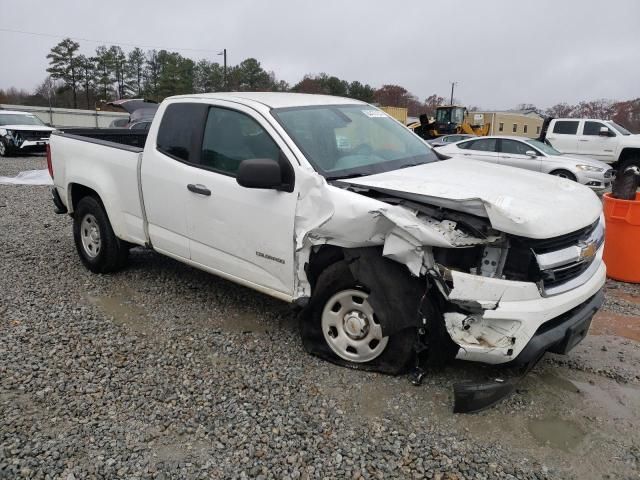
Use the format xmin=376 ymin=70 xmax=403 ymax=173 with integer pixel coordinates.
xmin=0 ymin=113 xmax=46 ymax=126
xmin=526 ymin=139 xmax=562 ymax=155
xmin=272 ymin=105 xmax=437 ymax=179
xmin=608 ymin=121 xmax=631 ymax=135
xmin=525 ymin=138 xmax=561 ymax=156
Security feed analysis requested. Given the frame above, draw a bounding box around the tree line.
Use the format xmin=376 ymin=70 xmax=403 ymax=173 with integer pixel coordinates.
xmin=0 ymin=38 xmax=638 ymax=132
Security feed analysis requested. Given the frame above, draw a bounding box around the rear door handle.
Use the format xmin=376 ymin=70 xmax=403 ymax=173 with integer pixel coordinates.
xmin=187 ymin=184 xmax=211 ymax=196
xmin=579 ymin=139 xmax=589 ymax=142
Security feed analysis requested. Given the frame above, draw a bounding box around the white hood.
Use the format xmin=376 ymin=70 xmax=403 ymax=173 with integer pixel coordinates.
xmin=1 ymin=124 xmax=55 ymax=132
xmin=342 ymin=158 xmax=602 ymax=239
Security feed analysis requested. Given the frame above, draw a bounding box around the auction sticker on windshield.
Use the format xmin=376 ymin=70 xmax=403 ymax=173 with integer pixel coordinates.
xmin=362 ymin=110 xmax=387 ymax=118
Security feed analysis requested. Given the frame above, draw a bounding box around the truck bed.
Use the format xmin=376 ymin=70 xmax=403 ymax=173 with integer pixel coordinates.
xmin=49 ymin=130 xmax=148 ymax=247
xmin=55 ymin=128 xmax=148 ymax=150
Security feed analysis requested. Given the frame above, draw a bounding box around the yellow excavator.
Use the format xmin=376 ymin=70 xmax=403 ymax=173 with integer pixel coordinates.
xmin=409 ymin=105 xmax=490 ymax=139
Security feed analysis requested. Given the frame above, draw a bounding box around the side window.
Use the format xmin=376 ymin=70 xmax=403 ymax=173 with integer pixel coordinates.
xmin=552 ymin=121 xmax=579 ymax=135
xmin=200 ymin=107 xmax=280 ymax=176
xmin=157 ymin=103 xmax=208 ymax=163
xmin=583 ymin=121 xmax=609 ymax=136
xmin=466 ymin=138 xmax=497 ymax=152
xmin=500 ymin=139 xmax=534 ymax=155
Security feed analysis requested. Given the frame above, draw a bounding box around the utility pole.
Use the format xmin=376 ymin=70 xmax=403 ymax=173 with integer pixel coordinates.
xmin=450 ymin=81 xmax=457 ymax=106
xmin=218 ymin=49 xmax=227 ymax=90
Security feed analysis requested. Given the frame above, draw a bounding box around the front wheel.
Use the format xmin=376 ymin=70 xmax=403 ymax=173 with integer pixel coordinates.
xmin=73 ymin=196 xmax=128 ymax=273
xmin=301 ymin=261 xmax=416 ymax=374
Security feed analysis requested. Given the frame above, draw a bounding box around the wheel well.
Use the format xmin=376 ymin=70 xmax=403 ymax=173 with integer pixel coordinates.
xmin=619 ymin=148 xmax=640 ymax=164
xmin=306 ymin=245 xmax=346 ymax=292
xmin=550 ymin=169 xmax=576 ymax=178
xmin=69 ymin=184 xmax=100 ymax=212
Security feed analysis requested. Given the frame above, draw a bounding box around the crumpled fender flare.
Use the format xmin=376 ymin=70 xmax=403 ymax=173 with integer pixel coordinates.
xmin=342 ymin=247 xmax=425 ymax=337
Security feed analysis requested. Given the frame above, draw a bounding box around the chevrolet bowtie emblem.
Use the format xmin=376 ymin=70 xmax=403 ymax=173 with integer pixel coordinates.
xmin=579 ymin=241 xmax=597 ymax=261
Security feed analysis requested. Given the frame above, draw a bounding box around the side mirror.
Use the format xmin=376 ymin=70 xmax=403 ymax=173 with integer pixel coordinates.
xmin=525 ymin=150 xmax=538 ymax=157
xmin=599 ymin=126 xmax=614 ymax=137
xmin=236 ymin=158 xmax=285 ymax=190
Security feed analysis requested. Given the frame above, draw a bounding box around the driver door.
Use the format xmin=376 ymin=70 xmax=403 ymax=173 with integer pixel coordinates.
xmin=186 ymin=103 xmax=298 ymax=296
xmin=498 ymin=139 xmax=542 ymax=172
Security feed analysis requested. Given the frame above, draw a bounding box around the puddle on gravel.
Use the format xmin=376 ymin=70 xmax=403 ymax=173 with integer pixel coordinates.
xmin=85 ymin=287 xmax=152 ymax=334
xmin=217 ymin=311 xmax=269 ymax=334
xmin=590 ymin=311 xmax=640 ymax=341
xmin=539 ymin=371 xmax=581 ymax=393
xmin=527 ymin=417 xmax=586 ymax=452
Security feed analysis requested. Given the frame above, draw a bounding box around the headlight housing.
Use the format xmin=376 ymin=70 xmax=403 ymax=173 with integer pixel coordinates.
xmin=576 ymin=164 xmax=604 ymax=172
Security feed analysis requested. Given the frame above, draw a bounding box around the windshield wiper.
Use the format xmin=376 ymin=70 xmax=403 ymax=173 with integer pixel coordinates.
xmin=395 ymin=162 xmax=425 ymax=170
xmin=325 ymin=172 xmax=369 ymax=181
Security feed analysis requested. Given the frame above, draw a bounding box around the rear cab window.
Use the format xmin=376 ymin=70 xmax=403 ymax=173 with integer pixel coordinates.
xmin=552 ymin=120 xmax=579 ymax=135
xmin=156 ymin=103 xmax=208 ymax=163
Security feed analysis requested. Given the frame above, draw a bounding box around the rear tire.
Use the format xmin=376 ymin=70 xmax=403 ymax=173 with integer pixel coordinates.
xmin=301 ymin=261 xmax=417 ymax=374
xmin=550 ymin=169 xmax=577 ymax=181
xmin=619 ymin=155 xmax=640 ymax=172
xmin=73 ymin=196 xmax=128 ymax=273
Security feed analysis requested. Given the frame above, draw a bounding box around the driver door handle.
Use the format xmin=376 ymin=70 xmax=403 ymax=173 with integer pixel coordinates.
xmin=187 ymin=184 xmax=211 ymax=196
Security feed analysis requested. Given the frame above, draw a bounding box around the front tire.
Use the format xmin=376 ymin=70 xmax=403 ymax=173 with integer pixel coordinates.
xmin=301 ymin=261 xmax=416 ymax=374
xmin=73 ymin=196 xmax=128 ymax=273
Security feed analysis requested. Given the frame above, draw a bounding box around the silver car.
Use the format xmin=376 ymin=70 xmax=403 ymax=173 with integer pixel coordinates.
xmin=427 ymin=134 xmax=476 ymax=148
xmin=437 ymin=136 xmax=614 ymax=190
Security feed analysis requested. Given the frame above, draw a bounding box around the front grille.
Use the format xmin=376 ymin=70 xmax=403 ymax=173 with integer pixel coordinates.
xmin=541 ymin=260 xmax=593 ymax=289
xmin=522 ymin=219 xmax=599 ymax=254
xmin=504 ymin=217 xmax=602 ymax=294
xmin=18 ymin=131 xmax=51 ymax=141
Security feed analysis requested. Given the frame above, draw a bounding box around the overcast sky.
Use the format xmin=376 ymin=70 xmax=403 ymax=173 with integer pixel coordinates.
xmin=1 ymin=0 xmax=639 ymax=109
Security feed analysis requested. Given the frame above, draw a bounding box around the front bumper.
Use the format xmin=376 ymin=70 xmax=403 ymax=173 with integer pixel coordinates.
xmin=576 ymin=170 xmax=613 ymax=190
xmin=16 ymin=140 xmax=49 ymax=153
xmin=513 ymin=289 xmax=604 ymax=366
xmin=443 ymin=251 xmax=606 ymax=364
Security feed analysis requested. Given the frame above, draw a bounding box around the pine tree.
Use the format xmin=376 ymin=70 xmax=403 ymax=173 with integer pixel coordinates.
xmin=46 ymin=38 xmax=81 ymax=108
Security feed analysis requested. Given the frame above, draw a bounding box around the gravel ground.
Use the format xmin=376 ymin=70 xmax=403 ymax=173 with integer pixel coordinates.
xmin=1 ymin=156 xmax=639 ymax=480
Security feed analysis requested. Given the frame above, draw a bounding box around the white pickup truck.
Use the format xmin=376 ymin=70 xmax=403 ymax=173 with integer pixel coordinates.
xmin=48 ymin=92 xmax=605 ymax=375
xmin=543 ymin=117 xmax=640 ymax=169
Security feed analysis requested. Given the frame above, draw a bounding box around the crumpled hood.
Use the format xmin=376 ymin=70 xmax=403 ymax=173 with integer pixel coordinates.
xmin=1 ymin=124 xmax=55 ymax=132
xmin=342 ymin=158 xmax=602 ymax=239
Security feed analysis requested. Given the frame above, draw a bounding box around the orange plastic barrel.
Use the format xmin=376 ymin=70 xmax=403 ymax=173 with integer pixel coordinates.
xmin=603 ymin=192 xmax=640 ymax=283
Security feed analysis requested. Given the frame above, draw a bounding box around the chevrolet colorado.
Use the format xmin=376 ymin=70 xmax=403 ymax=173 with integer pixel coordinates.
xmin=48 ymin=93 xmax=606 ymax=374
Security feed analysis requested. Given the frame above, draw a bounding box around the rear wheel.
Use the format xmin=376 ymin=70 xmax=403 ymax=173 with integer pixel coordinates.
xmin=301 ymin=261 xmax=417 ymax=374
xmin=73 ymin=196 xmax=128 ymax=273
xmin=550 ymin=169 xmax=577 ymax=181
xmin=619 ymin=155 xmax=640 ymax=172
